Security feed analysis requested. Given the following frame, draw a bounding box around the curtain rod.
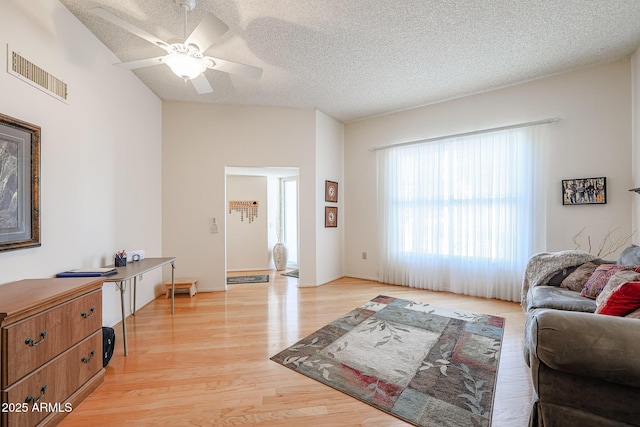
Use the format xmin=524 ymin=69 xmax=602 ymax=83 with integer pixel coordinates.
xmin=369 ymin=117 xmax=561 ymax=152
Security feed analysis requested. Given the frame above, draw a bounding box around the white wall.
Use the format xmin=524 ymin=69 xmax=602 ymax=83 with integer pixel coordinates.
xmin=162 ymin=102 xmax=319 ymax=290
xmin=226 ymin=175 xmax=269 ymax=270
xmin=314 ymin=110 xmax=345 ymax=285
xmin=162 ymin=103 xmax=346 ymax=290
xmin=0 ymin=0 xmax=163 ymax=326
xmin=345 ymin=61 xmax=633 ymax=280
xmin=632 ymin=48 xmax=640 ymax=238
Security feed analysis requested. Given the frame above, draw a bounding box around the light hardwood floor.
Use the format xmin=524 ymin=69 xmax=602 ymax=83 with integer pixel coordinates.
xmin=60 ymin=272 xmax=533 ymax=426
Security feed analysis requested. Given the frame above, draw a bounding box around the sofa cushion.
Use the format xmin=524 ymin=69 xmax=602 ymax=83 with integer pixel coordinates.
xmin=626 ymin=308 xmax=640 ymax=319
xmin=596 ymin=270 xmax=640 ymax=307
xmin=527 ymin=286 xmax=596 ymax=312
xmin=618 ymin=244 xmax=640 ymax=265
xmin=580 ymin=264 xmax=639 ymax=299
xmin=560 ymin=261 xmax=599 ymax=292
xmin=521 ymin=251 xmax=600 ymax=309
xmin=596 ymin=282 xmax=640 ymax=316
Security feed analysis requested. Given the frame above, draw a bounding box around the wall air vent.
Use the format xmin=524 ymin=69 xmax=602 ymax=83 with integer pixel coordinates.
xmin=7 ymin=45 xmax=68 ymax=103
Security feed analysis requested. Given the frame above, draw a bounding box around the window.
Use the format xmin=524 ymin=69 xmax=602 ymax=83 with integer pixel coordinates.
xmin=377 ymin=126 xmax=546 ymax=301
xmin=282 ymin=177 xmax=298 ymax=267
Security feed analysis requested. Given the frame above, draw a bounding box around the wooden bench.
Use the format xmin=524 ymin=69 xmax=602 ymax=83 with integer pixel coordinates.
xmin=165 ymin=278 xmax=198 ymax=298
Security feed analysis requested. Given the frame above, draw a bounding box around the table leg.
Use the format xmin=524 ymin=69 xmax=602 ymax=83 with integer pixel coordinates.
xmin=133 ymin=276 xmax=137 ymax=316
xmin=171 ymin=262 xmax=175 ymax=314
xmin=118 ymin=280 xmax=128 ymax=356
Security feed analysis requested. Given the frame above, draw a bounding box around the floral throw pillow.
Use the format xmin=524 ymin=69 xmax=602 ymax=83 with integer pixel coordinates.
xmin=596 ymin=282 xmax=640 ymax=316
xmin=580 ymin=265 xmax=640 ymax=299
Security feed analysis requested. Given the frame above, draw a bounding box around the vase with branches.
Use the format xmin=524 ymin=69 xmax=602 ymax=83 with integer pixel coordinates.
xmin=572 ymin=226 xmax=636 ymax=258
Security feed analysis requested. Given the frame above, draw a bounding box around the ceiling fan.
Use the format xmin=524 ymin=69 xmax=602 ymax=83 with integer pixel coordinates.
xmin=90 ymin=0 xmax=262 ymax=94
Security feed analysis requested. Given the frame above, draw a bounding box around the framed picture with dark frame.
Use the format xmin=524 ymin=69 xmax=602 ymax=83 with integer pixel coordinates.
xmin=325 ymin=180 xmax=338 ymax=203
xmin=562 ymin=177 xmax=606 ymax=205
xmin=0 ymin=113 xmax=41 ymax=252
xmin=325 ymin=206 xmax=337 ymax=228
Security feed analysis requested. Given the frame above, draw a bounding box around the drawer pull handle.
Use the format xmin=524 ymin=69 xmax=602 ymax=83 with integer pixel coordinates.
xmin=25 ymin=384 xmax=47 ymax=404
xmin=81 ymin=350 xmax=95 ymax=364
xmin=81 ymin=306 xmax=95 ymax=318
xmin=25 ymin=330 xmax=47 ymax=347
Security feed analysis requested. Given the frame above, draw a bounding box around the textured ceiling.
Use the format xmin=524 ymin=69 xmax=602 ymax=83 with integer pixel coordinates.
xmin=58 ymin=0 xmax=640 ymax=123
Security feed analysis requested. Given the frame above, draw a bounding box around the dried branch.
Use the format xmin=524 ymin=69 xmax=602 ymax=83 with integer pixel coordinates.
xmin=597 ymin=227 xmax=636 ymax=258
xmin=573 ymin=227 xmax=585 ymax=250
xmin=572 ymin=226 xmax=636 ymax=258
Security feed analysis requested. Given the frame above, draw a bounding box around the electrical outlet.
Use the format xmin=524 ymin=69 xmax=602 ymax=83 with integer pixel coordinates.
xmin=362 ymin=251 xmax=367 ymax=260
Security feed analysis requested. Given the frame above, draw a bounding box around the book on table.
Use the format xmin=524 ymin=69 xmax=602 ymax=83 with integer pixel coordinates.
xmin=56 ymin=267 xmax=118 ymax=277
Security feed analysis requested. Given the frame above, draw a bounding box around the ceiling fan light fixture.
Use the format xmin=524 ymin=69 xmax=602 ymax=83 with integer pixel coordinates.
xmin=164 ymin=53 xmax=205 ymax=79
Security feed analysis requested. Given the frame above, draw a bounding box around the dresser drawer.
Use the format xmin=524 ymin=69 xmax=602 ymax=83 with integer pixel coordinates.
xmin=2 ymin=330 xmax=102 ymax=427
xmin=1 ymin=289 xmax=102 ymax=388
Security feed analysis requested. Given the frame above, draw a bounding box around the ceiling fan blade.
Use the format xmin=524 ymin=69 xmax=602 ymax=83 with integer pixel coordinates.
xmin=185 ymin=13 xmax=229 ymax=52
xmin=90 ymin=7 xmax=170 ymax=51
xmin=191 ymin=73 xmax=214 ymax=94
xmin=205 ymin=56 xmax=263 ymax=80
xmin=116 ymin=56 xmax=166 ymax=70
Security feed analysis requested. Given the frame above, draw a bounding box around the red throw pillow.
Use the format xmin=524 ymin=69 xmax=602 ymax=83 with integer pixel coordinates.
xmin=596 ymin=282 xmax=640 ymax=316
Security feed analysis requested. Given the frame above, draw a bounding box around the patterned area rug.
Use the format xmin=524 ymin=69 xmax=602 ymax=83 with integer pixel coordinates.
xmin=270 ymin=295 xmax=504 ymax=427
xmin=226 ymin=275 xmax=269 ymax=284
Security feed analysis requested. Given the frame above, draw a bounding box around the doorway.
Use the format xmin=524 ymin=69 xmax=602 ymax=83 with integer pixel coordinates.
xmin=225 ymin=167 xmax=299 ymax=273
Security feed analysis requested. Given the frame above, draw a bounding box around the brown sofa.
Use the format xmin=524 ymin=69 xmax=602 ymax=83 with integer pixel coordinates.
xmin=522 ymin=250 xmax=640 ymax=427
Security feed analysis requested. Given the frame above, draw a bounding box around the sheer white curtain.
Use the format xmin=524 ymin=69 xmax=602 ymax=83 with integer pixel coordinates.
xmin=377 ymin=126 xmax=546 ymax=301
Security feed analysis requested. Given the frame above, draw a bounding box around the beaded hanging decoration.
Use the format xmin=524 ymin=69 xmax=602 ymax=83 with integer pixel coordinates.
xmin=229 ymin=200 xmax=259 ymax=223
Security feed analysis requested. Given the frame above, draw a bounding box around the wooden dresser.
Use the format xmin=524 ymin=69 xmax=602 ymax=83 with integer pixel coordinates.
xmin=0 ymin=277 xmax=105 ymax=427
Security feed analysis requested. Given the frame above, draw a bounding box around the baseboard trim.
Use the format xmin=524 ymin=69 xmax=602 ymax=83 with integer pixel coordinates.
xmin=345 ymin=274 xmax=380 ymax=282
